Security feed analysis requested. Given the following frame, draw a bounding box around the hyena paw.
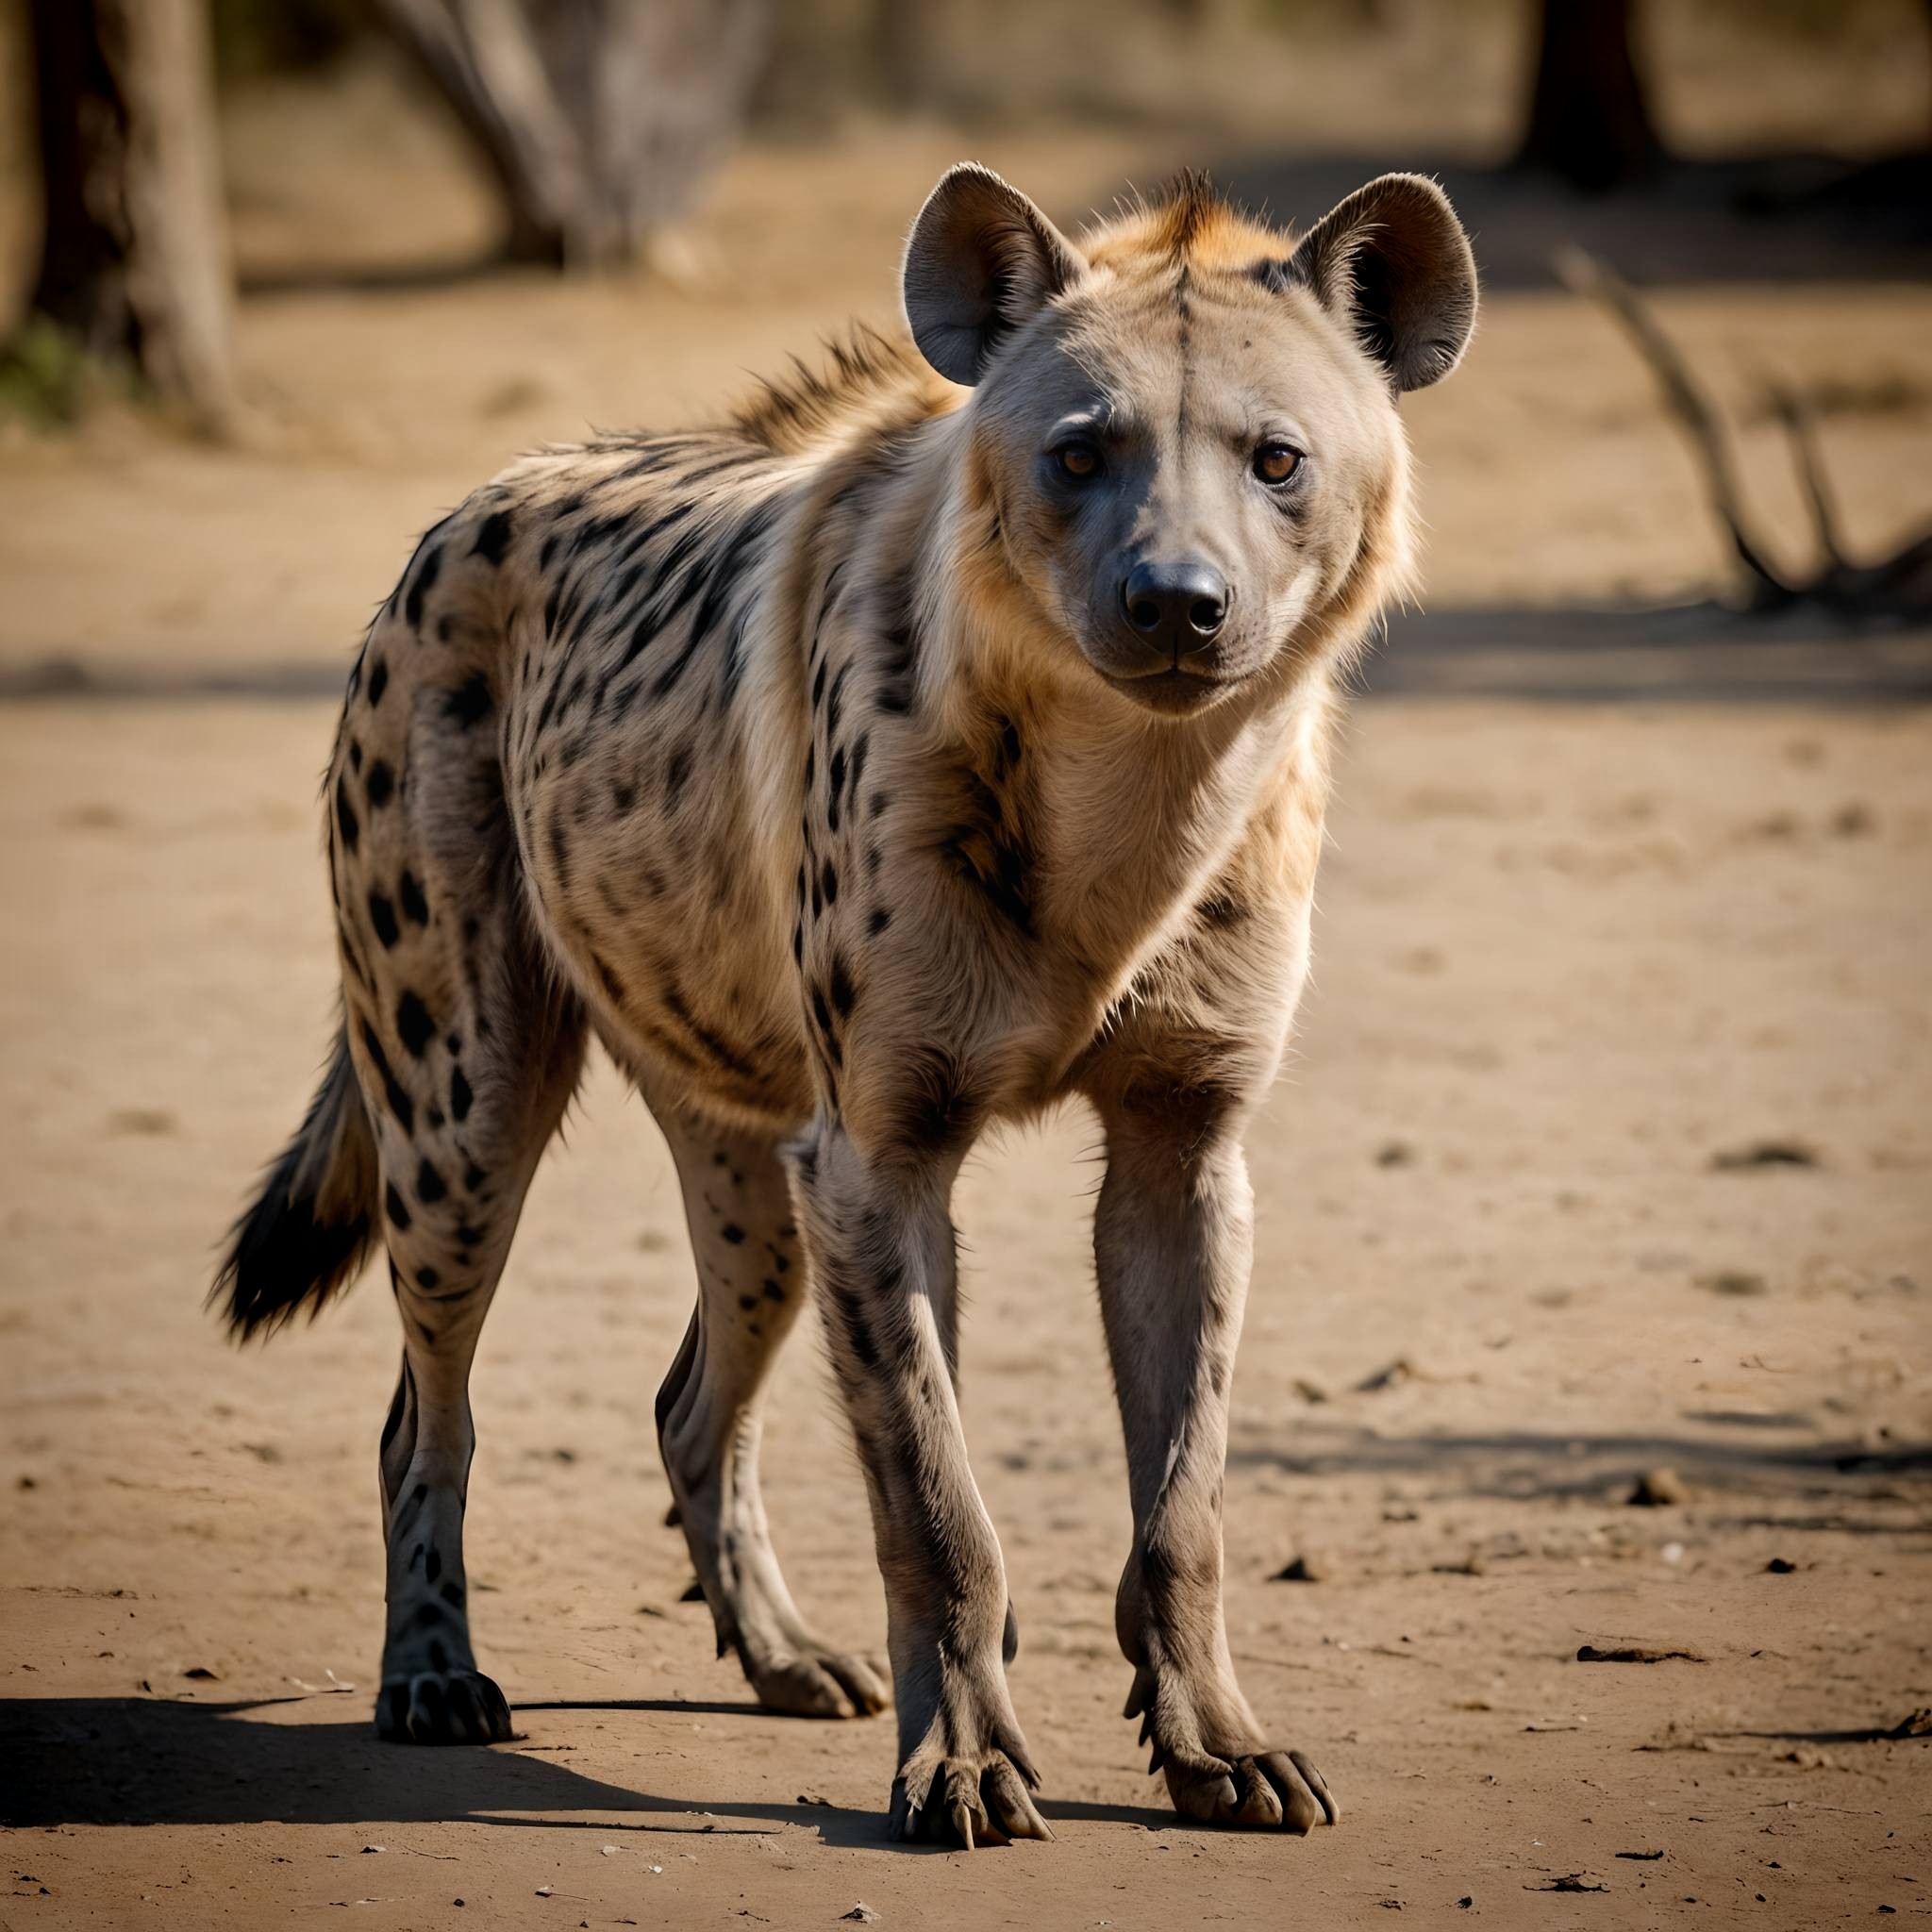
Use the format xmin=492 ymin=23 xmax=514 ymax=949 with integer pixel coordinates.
xmin=744 ymin=1642 xmax=890 ymax=1721
xmin=376 ymin=1667 xmax=513 ymax=1745
xmin=889 ymin=1692 xmax=1053 ymax=1848
xmin=1124 ymin=1664 xmax=1340 ymax=1833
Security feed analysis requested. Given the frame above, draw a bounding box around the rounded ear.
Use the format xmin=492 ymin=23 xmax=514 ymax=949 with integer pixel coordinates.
xmin=1279 ymin=173 xmax=1477 ymax=393
xmin=902 ymin=163 xmax=1086 ymax=387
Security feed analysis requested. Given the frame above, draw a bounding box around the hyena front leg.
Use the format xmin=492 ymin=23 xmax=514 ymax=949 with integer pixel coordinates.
xmin=1092 ymin=1092 xmax=1340 ymax=1833
xmin=651 ymin=1109 xmax=888 ymax=1719
xmin=788 ymin=1123 xmax=1052 ymax=1848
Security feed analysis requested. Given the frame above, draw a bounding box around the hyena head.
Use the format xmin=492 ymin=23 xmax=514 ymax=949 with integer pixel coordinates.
xmin=903 ymin=165 xmax=1477 ymax=715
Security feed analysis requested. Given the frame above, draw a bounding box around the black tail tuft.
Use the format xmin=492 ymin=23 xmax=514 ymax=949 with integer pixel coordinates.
xmin=213 ymin=1024 xmax=380 ymax=1341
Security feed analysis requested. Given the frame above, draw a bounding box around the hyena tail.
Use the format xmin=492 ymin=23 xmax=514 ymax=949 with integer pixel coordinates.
xmin=213 ymin=1020 xmax=381 ymax=1341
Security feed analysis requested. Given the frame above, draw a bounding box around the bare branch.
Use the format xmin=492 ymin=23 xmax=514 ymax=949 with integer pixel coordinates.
xmin=1556 ymin=244 xmax=1792 ymax=608
xmin=1765 ymin=380 xmax=1850 ymax=578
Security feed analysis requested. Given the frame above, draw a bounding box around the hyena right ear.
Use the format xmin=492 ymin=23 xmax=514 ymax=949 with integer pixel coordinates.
xmin=903 ymin=164 xmax=1086 ymax=386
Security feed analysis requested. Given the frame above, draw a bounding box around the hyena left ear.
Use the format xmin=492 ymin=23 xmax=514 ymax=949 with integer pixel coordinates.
xmin=903 ymin=163 xmax=1086 ymax=387
xmin=1275 ymin=173 xmax=1477 ymax=393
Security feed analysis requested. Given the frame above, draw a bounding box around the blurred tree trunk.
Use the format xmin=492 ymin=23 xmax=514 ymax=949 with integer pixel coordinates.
xmin=21 ymin=0 xmax=236 ymax=424
xmin=373 ymin=0 xmax=771 ymax=270
xmin=1516 ymin=0 xmax=1660 ymax=192
xmin=869 ymin=0 xmax=928 ymax=109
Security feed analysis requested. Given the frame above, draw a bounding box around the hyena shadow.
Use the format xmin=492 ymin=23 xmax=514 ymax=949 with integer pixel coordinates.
xmin=0 ymin=1695 xmax=868 ymax=1843
xmin=0 ymin=1696 xmax=1176 ymax=1842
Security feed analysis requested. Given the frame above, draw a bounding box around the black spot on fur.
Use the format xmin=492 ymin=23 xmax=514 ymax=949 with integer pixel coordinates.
xmin=940 ymin=780 xmax=1034 ymax=936
xmin=446 ymin=675 xmax=492 ymax=726
xmin=825 ymin=662 xmax=851 ymax=742
xmin=889 ymin=1046 xmax=982 ymax=1159
xmin=380 ymin=1361 xmax=414 ymax=1455
xmin=415 ymin=1266 xmax=440 ymax=1290
xmin=334 ymin=777 xmax=359 ymax=853
xmin=456 ymin=1221 xmax=486 ymax=1246
xmin=867 ymin=905 xmax=891 ymax=938
xmin=366 ymin=760 xmax=394 ymax=808
xmin=820 ymin=859 xmax=839 ymax=907
xmin=591 ymin=952 xmax=627 ymax=1008
xmin=416 ymin=1158 xmax=447 ymax=1205
xmin=762 ymin=1278 xmax=784 ymax=1302
xmin=405 ymin=543 xmax=442 ymax=629
xmin=399 ymin=872 xmax=429 ymax=926
xmin=463 ymin=1162 xmax=486 ymax=1192
xmin=664 ymin=741 xmax=692 ymax=810
xmin=721 ymin=1223 xmax=746 ymax=1244
xmin=830 ymin=1283 xmax=880 ymax=1372
xmin=396 ymin=991 xmax=435 ymax=1058
xmin=358 ymin=1019 xmax=415 ymax=1132
xmin=368 ymin=892 xmax=399 ymax=949
xmin=449 ymin=1067 xmax=472 ymax=1122
xmin=827 ymin=746 xmax=847 ymax=830
xmin=738 ymin=1293 xmax=758 ymax=1312
xmin=471 ymin=508 xmax=513 ymax=566
xmin=828 ymin=955 xmax=856 ymax=1019
xmin=348 ymin=739 xmax=362 ymax=773
xmin=385 ymin=1182 xmax=412 ymax=1230
xmin=368 ymin=658 xmax=389 ymax=707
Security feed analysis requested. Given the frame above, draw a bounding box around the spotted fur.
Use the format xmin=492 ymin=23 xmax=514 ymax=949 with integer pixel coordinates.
xmin=215 ymin=165 xmax=1475 ymax=1835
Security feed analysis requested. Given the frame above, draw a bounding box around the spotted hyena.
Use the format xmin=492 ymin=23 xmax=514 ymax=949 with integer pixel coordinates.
xmin=217 ymin=164 xmax=1475 ymax=1845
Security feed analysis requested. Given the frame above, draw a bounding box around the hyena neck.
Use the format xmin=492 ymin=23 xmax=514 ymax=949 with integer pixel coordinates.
xmin=891 ymin=432 xmax=1334 ymax=965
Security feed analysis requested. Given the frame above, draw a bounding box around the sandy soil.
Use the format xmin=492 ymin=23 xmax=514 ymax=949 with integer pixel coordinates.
xmin=3 ymin=695 xmax=1929 ymax=1928
xmin=3 ymin=36 xmax=1932 ymax=1930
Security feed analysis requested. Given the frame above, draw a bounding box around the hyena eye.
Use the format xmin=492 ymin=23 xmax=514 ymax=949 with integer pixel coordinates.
xmin=1055 ymin=441 xmax=1102 ymax=480
xmin=1253 ymin=442 xmax=1302 ymax=485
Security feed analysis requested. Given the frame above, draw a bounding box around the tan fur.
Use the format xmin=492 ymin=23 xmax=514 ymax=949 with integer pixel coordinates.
xmin=221 ymin=164 xmax=1475 ymax=1840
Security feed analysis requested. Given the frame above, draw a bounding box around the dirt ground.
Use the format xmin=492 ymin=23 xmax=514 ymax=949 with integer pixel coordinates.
xmin=4 ymin=696 xmax=1930 ymax=1928
xmin=3 ymin=35 xmax=1932 ymax=1932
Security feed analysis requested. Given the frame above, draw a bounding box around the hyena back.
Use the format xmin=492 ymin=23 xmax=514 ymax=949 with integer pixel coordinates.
xmin=217 ymin=164 xmax=1476 ymax=1846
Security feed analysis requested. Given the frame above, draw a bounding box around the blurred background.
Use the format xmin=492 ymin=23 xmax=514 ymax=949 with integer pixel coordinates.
xmin=2 ymin=6 xmax=1929 ymax=1924
xmin=1 ymin=0 xmax=1930 ymax=675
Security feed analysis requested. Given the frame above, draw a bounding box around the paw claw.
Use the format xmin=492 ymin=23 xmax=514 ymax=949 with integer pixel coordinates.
xmin=891 ymin=1742 xmax=1044 ymax=1850
xmin=377 ymin=1668 xmax=512 ymax=1746
xmin=993 ymin=1724 xmax=1042 ymax=1790
xmin=749 ymin=1647 xmax=889 ymax=1721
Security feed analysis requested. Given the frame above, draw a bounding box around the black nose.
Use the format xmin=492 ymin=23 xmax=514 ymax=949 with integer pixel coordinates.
xmin=1121 ymin=560 xmax=1228 ymax=655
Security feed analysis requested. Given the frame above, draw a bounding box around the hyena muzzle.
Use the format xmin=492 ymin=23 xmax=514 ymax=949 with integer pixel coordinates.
xmin=216 ymin=163 xmax=1475 ymax=1847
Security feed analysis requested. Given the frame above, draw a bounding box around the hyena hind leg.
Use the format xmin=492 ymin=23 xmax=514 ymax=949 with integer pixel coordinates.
xmin=353 ymin=944 xmax=586 ymax=1745
xmin=651 ymin=1108 xmax=889 ymax=1721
